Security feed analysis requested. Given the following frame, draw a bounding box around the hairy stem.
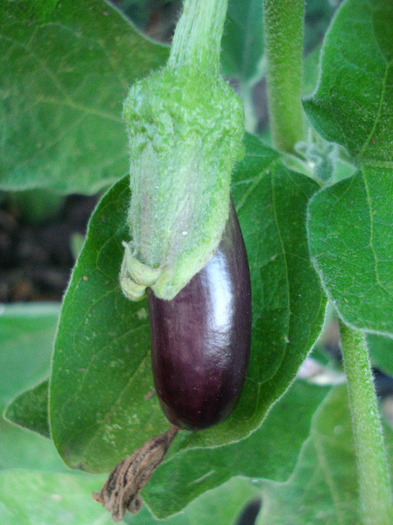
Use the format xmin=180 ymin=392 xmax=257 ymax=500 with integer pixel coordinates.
xmin=168 ymin=0 xmax=228 ymax=74
xmin=339 ymin=320 xmax=393 ymax=524
xmin=263 ymin=0 xmax=305 ymax=152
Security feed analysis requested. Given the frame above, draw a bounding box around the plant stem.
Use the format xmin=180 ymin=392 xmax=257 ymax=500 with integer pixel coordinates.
xmin=339 ymin=320 xmax=393 ymax=524
xmin=263 ymin=0 xmax=305 ymax=152
xmin=168 ymin=0 xmax=228 ymax=75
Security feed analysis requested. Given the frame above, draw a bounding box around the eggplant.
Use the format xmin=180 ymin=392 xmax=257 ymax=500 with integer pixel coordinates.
xmin=147 ymin=200 xmax=252 ymax=430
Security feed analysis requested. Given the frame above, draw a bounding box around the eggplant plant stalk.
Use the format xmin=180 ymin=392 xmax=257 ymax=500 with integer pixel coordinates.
xmin=263 ymin=0 xmax=305 ymax=152
xmin=339 ymin=320 xmax=393 ymax=525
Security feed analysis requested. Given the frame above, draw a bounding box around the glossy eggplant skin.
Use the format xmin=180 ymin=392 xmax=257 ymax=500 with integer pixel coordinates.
xmin=147 ymin=201 xmax=251 ymax=431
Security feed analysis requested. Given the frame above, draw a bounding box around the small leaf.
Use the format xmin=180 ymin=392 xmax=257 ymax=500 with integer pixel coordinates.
xmin=295 ymin=128 xmax=338 ymax=184
xmin=0 ymin=0 xmax=168 ymax=194
xmin=303 ymin=0 xmax=393 ymax=165
xmin=221 ymin=0 xmax=264 ymax=83
xmin=258 ymin=385 xmax=393 ymax=524
xmin=308 ymin=166 xmax=393 ymax=335
xmin=5 ymin=381 xmax=50 ymax=439
xmin=367 ymin=333 xmax=393 ymax=376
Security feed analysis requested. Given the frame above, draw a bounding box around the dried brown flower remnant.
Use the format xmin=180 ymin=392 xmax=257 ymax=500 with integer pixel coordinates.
xmin=93 ymin=425 xmax=178 ymax=521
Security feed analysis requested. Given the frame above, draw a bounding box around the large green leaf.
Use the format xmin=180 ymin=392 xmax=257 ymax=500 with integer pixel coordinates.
xmin=50 ymin=134 xmax=326 ymax=473
xmin=308 ymin=167 xmax=393 ymax=335
xmin=257 ymin=385 xmax=393 ymax=524
xmin=303 ymin=0 xmax=393 ymax=165
xmin=0 ymin=0 xmax=168 ymax=194
xmin=221 ymin=0 xmax=264 ymax=83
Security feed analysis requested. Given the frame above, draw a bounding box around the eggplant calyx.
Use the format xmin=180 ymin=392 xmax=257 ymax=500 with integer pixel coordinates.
xmin=120 ymin=242 xmax=163 ymax=301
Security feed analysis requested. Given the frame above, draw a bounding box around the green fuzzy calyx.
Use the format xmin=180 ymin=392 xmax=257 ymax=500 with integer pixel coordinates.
xmin=120 ymin=65 xmax=244 ymax=301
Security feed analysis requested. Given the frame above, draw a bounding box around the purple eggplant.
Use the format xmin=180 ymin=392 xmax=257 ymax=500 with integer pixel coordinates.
xmin=147 ymin=200 xmax=251 ymax=430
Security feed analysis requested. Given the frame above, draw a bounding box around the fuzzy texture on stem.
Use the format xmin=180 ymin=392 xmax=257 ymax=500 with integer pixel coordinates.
xmin=339 ymin=320 xmax=393 ymax=525
xmin=168 ymin=0 xmax=228 ymax=74
xmin=120 ymin=0 xmax=244 ymax=301
xmin=263 ymin=0 xmax=305 ymax=152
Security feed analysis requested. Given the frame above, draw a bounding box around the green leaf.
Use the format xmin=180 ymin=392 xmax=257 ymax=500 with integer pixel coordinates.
xmin=0 ymin=469 xmax=259 ymax=525
xmin=143 ymin=381 xmax=328 ymax=519
xmin=0 ymin=0 xmax=168 ymax=194
xmin=367 ymin=333 xmax=393 ymax=376
xmin=303 ymin=0 xmax=393 ymax=165
xmin=50 ymin=134 xmax=326 ymax=473
xmin=0 ymin=303 xmax=59 ymax=405
xmin=308 ymin=166 xmax=393 ymax=336
xmin=0 ymin=303 xmax=64 ymax=472
xmin=303 ymin=0 xmax=336 ymax=55
xmin=0 ymin=414 xmax=65 ymax=473
xmin=221 ymin=0 xmax=264 ymax=83
xmin=0 ymin=470 xmax=113 ymax=525
xmin=257 ymin=384 xmax=393 ymax=524
xmin=50 ymin=175 xmax=167 ymax=473
xmin=5 ymin=381 xmax=50 ymax=439
xmin=144 ymin=476 xmax=259 ymax=525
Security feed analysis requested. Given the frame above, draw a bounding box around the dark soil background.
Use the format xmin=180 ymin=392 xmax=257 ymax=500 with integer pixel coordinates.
xmin=0 ymin=194 xmax=98 ymax=303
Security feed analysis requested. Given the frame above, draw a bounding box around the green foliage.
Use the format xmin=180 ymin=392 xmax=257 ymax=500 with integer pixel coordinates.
xmin=221 ymin=0 xmax=264 ymax=83
xmin=0 ymin=303 xmax=59 ymax=406
xmin=0 ymin=0 xmax=168 ymax=194
xmin=258 ymin=385 xmax=393 ymax=524
xmin=1 ymin=304 xmax=326 ymax=524
xmin=5 ymin=381 xmax=50 ymax=439
xmin=306 ymin=0 xmax=393 ymax=337
xmin=308 ymin=167 xmax=393 ymax=335
xmin=0 ymin=471 xmax=112 ymax=525
xmin=303 ymin=0 xmax=393 ymax=165
xmin=143 ymin=381 xmax=327 ymax=518
xmin=0 ymin=304 xmax=65 ymax=473
xmin=2 ymin=0 xmax=393 ymax=522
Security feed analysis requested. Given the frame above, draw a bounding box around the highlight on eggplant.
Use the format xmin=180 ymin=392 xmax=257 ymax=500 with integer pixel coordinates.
xmin=148 ymin=199 xmax=252 ymax=430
